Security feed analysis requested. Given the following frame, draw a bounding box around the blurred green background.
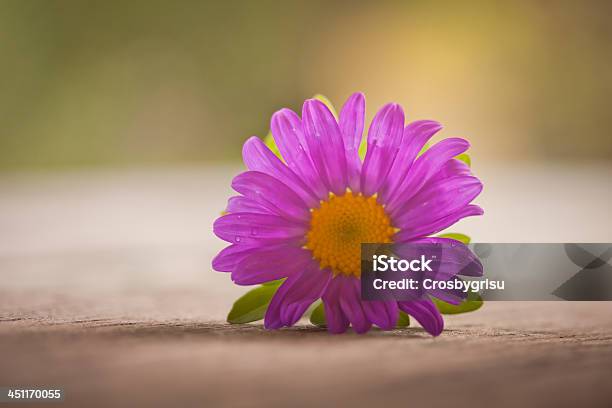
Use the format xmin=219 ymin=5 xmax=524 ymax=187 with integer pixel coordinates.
xmin=1 ymin=0 xmax=611 ymax=170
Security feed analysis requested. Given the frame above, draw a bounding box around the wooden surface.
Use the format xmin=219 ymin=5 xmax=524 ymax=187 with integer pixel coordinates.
xmin=1 ymin=164 xmax=612 ymax=407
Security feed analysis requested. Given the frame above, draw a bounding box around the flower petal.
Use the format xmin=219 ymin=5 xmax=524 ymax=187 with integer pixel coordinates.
xmin=338 ymin=277 xmax=372 ymax=334
xmin=394 ymin=176 xmax=483 ymax=228
xmin=387 ymin=138 xmax=470 ymax=214
xmin=302 ymin=99 xmax=348 ymax=195
xmin=232 ymin=171 xmax=310 ymax=224
xmin=429 ymin=158 xmax=471 ymax=183
xmin=395 ymin=237 xmax=484 ymax=278
xmin=242 ymin=136 xmax=319 ymax=208
xmin=398 ymin=298 xmax=444 ymax=336
xmin=226 ymin=196 xmax=270 ymax=214
xmin=378 ymin=120 xmax=442 ymax=204
xmin=270 ymin=109 xmax=328 ymax=200
xmin=322 ymin=277 xmax=350 ymax=334
xmin=428 ymin=288 xmax=465 ymax=305
xmin=362 ymin=300 xmax=398 ymax=330
xmin=264 ymin=262 xmax=332 ymax=329
xmin=264 ymin=279 xmax=292 ymax=330
xmin=360 ymin=103 xmax=405 ymax=197
xmin=213 ymin=213 xmax=307 ymax=245
xmin=233 ymin=245 xmax=312 ymax=285
xmin=394 ymin=205 xmax=484 ymax=242
xmin=393 ymin=238 xmax=483 ymax=304
xmin=212 ymin=243 xmax=261 ymax=272
xmin=280 ymin=262 xmax=332 ymax=326
xmin=339 ymin=92 xmax=365 ymax=192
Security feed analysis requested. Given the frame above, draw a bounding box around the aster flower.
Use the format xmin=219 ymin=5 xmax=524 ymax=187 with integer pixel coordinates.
xmin=213 ymin=92 xmax=483 ymax=336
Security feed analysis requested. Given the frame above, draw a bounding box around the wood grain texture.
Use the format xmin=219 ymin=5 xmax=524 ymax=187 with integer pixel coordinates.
xmin=1 ymin=166 xmax=611 ymax=407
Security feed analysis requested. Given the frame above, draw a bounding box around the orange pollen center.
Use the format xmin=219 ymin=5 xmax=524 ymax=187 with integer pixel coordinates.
xmin=305 ymin=192 xmax=396 ymax=277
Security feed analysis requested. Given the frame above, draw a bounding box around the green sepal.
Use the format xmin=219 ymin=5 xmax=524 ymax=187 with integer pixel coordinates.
xmin=456 ymin=153 xmax=471 ymax=167
xmin=432 ymin=291 xmax=483 ymax=315
xmin=227 ymin=280 xmax=283 ymax=324
xmin=358 ymin=137 xmax=367 ymax=160
xmin=396 ymin=311 xmax=411 ymax=328
xmin=437 ymin=233 xmax=471 ymax=244
xmin=309 ymin=301 xmax=326 ymax=327
xmin=418 ymin=142 xmax=430 ymax=157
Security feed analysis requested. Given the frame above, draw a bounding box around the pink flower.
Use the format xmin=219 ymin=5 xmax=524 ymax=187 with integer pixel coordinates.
xmin=213 ymin=93 xmax=483 ymax=335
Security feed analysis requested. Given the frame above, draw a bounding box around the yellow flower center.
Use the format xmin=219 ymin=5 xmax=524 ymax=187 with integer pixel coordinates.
xmin=305 ymin=192 xmax=396 ymax=277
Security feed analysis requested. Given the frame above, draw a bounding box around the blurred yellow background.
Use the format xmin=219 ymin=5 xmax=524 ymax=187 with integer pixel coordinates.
xmin=1 ymin=0 xmax=611 ymax=170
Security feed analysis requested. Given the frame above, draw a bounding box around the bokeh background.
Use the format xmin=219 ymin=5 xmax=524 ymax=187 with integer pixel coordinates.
xmin=2 ymin=0 xmax=612 ymax=170
xmin=2 ymin=2 xmax=612 ymax=407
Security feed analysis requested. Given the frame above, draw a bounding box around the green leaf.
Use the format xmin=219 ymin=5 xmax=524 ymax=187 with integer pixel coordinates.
xmin=433 ymin=291 xmax=483 ymax=315
xmin=227 ymin=281 xmax=283 ymax=324
xmin=456 ymin=153 xmax=471 ymax=167
xmin=309 ymin=301 xmax=326 ymax=327
xmin=396 ymin=311 xmax=410 ymax=328
xmin=437 ymin=233 xmax=471 ymax=244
